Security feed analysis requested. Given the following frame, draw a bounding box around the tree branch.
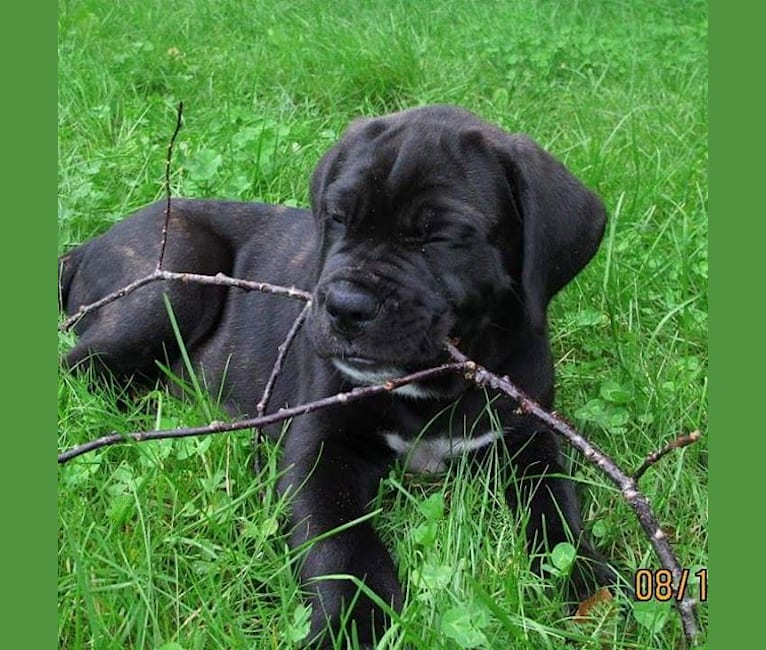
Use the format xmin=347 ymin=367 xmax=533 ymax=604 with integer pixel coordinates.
xmin=57 ymin=360 xmax=468 ymax=464
xmin=444 ymin=341 xmax=701 ymax=646
xmin=256 ymin=302 xmax=312 ymax=418
xmin=58 ymin=269 xmax=312 ymax=333
xmin=157 ymin=101 xmax=184 ymax=271
xmin=634 ymin=430 xmax=702 ymax=481
xmin=252 ymin=300 xmax=311 ymax=473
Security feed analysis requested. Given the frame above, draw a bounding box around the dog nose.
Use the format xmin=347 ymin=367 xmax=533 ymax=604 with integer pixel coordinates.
xmin=324 ymin=281 xmax=380 ymax=335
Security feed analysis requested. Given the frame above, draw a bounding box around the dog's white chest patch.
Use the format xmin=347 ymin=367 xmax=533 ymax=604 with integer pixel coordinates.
xmin=382 ymin=430 xmax=503 ymax=473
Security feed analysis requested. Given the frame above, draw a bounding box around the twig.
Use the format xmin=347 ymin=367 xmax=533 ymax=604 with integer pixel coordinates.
xmin=57 ymin=360 xmax=468 ymax=464
xmin=59 ymin=269 xmax=312 ymax=332
xmin=444 ymin=341 xmax=701 ymax=646
xmin=634 ymin=431 xmax=702 ymax=481
xmin=157 ymin=101 xmax=184 ymax=271
xmin=253 ymin=301 xmax=311 ymax=473
xmin=257 ymin=302 xmax=312 ymax=417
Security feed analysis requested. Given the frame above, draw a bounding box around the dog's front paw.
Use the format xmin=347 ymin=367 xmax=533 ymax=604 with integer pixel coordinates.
xmin=304 ymin=575 xmax=402 ymax=649
xmin=566 ymin=542 xmax=623 ymax=608
xmin=300 ymin=532 xmax=403 ymax=648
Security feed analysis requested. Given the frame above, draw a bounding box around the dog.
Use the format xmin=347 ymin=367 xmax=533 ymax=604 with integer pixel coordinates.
xmin=59 ymin=105 xmax=615 ymax=647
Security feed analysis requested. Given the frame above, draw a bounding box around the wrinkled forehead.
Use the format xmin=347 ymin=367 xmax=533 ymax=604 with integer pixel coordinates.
xmin=322 ymin=119 xmax=478 ymax=214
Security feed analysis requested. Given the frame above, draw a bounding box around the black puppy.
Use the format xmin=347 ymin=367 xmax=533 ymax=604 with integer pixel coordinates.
xmin=60 ymin=105 xmax=613 ymax=646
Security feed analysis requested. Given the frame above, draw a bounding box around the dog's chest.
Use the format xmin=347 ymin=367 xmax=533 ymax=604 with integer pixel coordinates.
xmin=381 ymin=430 xmax=503 ymax=473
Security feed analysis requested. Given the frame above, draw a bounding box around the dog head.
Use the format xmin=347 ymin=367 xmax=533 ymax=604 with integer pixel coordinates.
xmin=305 ymin=105 xmax=606 ymax=393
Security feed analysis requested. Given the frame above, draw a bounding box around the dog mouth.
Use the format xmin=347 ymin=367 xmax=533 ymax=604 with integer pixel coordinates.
xmin=339 ymin=355 xmax=381 ymax=368
xmin=331 ymin=357 xmax=405 ymax=381
xmin=331 ymin=357 xmax=449 ymax=399
xmin=305 ymin=281 xmax=456 ymax=394
xmin=329 ymin=351 xmax=461 ymax=401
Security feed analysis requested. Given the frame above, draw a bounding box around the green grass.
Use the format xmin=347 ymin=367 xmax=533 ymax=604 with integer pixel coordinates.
xmin=58 ymin=0 xmax=708 ymax=648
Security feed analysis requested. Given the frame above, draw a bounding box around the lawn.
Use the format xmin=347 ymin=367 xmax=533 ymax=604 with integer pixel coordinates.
xmin=58 ymin=0 xmax=708 ymax=648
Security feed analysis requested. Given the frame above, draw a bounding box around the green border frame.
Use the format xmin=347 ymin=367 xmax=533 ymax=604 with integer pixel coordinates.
xmin=710 ymin=2 xmax=751 ymax=646
xmin=1 ymin=4 xmax=55 ymax=647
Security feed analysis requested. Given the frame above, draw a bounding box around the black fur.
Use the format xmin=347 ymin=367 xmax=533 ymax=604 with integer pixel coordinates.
xmin=60 ymin=105 xmax=613 ymax=647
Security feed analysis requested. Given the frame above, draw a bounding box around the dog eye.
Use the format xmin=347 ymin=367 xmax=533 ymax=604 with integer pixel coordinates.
xmin=328 ymin=212 xmax=346 ymax=226
xmin=399 ymin=212 xmax=435 ymax=245
xmin=398 ymin=224 xmax=430 ymax=245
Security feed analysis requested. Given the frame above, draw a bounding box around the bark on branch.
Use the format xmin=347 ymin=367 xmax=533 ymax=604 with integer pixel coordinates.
xmin=634 ymin=430 xmax=702 ymax=481
xmin=58 ymin=269 xmax=311 ymax=333
xmin=157 ymin=101 xmax=184 ymax=271
xmin=57 ymin=360 xmax=468 ymax=464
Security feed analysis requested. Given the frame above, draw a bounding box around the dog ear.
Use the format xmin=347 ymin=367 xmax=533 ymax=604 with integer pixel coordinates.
xmin=310 ymin=145 xmax=341 ymax=216
xmin=310 ymin=117 xmax=382 ymax=216
xmin=493 ymin=133 xmax=607 ymax=332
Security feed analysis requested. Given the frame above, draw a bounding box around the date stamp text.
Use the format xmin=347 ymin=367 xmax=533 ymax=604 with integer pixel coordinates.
xmin=634 ymin=568 xmax=707 ymax=602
